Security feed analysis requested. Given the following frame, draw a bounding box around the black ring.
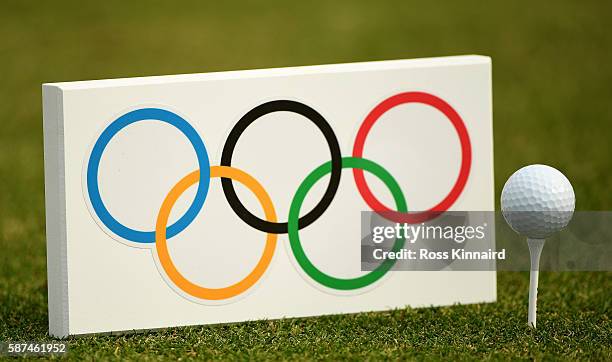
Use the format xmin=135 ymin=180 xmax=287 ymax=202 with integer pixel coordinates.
xmin=221 ymin=100 xmax=342 ymax=234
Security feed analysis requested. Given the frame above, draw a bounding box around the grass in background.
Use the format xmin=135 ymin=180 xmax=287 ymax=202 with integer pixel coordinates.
xmin=0 ymin=0 xmax=610 ymax=359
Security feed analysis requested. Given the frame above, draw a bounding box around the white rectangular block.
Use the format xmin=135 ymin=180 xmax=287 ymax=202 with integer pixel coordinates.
xmin=43 ymin=55 xmax=495 ymax=337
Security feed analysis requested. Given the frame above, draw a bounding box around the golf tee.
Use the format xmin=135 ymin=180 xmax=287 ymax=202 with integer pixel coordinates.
xmin=527 ymin=238 xmax=546 ymax=328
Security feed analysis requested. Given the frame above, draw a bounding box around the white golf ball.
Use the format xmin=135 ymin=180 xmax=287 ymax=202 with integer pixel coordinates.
xmin=501 ymin=164 xmax=575 ymax=239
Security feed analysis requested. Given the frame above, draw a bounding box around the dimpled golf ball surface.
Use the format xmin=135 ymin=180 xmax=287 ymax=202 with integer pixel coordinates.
xmin=501 ymin=164 xmax=575 ymax=239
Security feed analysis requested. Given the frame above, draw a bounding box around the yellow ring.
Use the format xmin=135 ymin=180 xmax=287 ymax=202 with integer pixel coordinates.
xmin=155 ymin=166 xmax=277 ymax=300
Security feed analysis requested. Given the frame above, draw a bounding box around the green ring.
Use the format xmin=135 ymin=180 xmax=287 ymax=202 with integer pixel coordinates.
xmin=288 ymin=157 xmax=408 ymax=290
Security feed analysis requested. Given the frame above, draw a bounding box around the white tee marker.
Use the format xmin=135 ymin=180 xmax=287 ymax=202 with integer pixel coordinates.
xmin=501 ymin=164 xmax=575 ymax=328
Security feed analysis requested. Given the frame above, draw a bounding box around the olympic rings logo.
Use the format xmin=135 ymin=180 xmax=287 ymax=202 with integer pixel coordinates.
xmin=85 ymin=91 xmax=471 ymax=301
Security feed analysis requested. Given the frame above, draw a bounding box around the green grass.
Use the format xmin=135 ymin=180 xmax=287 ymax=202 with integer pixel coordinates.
xmin=0 ymin=0 xmax=611 ymax=360
xmin=1 ymin=272 xmax=610 ymax=360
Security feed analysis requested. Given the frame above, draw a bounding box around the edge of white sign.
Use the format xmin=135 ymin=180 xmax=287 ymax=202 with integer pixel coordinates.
xmin=42 ymin=85 xmax=70 ymax=338
xmin=43 ymin=55 xmax=490 ymax=91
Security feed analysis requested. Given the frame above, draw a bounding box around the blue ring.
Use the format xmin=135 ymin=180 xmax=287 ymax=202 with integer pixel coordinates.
xmin=86 ymin=108 xmax=210 ymax=243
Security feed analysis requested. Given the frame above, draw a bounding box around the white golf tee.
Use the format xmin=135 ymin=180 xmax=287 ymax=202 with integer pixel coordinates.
xmin=527 ymin=238 xmax=546 ymax=328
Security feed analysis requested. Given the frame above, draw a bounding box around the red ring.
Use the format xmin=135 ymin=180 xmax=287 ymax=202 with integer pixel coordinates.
xmin=352 ymin=91 xmax=472 ymax=223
